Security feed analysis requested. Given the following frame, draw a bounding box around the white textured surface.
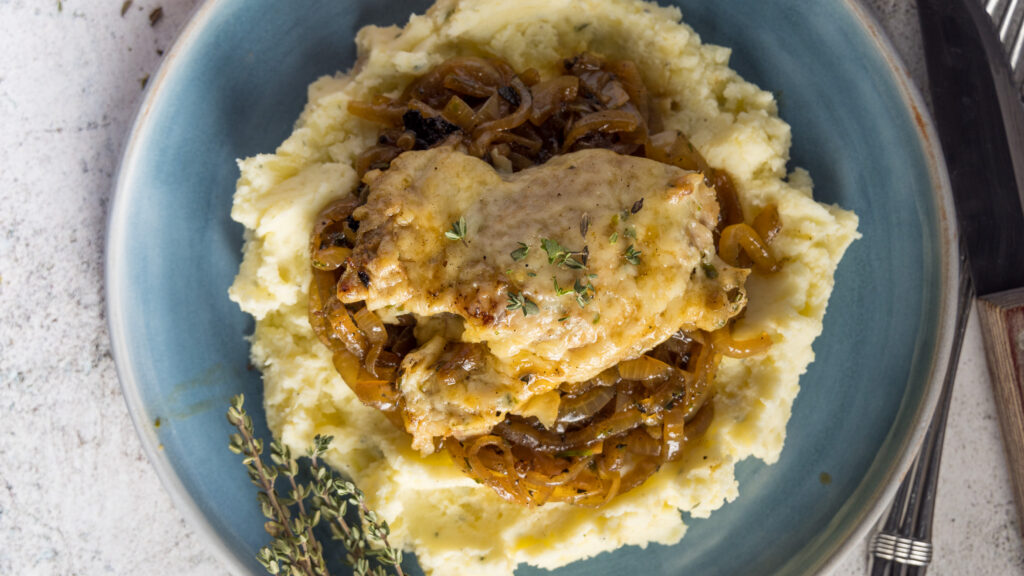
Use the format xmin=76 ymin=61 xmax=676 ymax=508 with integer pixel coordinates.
xmin=0 ymin=1 xmax=1020 ymax=575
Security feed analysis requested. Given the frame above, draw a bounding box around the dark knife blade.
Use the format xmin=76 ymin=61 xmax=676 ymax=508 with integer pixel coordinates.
xmin=918 ymin=0 xmax=1024 ymax=296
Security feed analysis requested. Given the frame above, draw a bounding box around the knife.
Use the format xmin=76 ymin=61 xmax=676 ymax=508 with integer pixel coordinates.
xmin=918 ymin=0 xmax=1024 ymax=534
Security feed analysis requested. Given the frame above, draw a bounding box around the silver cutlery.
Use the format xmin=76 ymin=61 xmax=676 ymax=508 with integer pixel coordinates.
xmin=869 ymin=0 xmax=1024 ymax=574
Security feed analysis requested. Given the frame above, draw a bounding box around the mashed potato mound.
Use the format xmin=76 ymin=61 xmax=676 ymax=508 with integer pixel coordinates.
xmin=228 ymin=0 xmax=859 ymax=573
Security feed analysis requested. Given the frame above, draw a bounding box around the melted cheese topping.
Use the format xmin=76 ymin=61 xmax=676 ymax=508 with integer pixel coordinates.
xmin=336 ymin=147 xmax=748 ymax=452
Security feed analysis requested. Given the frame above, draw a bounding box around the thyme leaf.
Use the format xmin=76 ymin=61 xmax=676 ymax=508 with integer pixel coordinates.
xmin=444 ymin=216 xmax=468 ymax=243
xmin=553 ymin=276 xmax=574 ymax=296
xmin=573 ymin=278 xmax=595 ymax=308
xmin=624 ymin=245 xmax=642 ymax=266
xmin=540 ymin=238 xmax=565 ymax=264
xmin=541 ymin=237 xmax=587 ymax=269
xmin=506 ymin=291 xmax=539 ymax=316
xmin=701 ymin=262 xmax=719 ymax=279
xmin=510 ymin=242 xmax=529 ymax=261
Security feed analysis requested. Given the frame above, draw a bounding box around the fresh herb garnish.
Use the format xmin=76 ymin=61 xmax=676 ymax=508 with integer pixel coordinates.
xmin=592 ymin=313 xmax=601 ymax=324
xmin=227 ymin=395 xmax=405 ymax=576
xmin=573 ymin=278 xmax=595 ymax=308
xmin=563 ymin=254 xmax=586 ymax=269
xmin=623 ymin=226 xmax=637 ymax=239
xmin=541 ymin=238 xmax=565 ymax=263
xmin=624 ymin=245 xmax=642 ymax=265
xmin=701 ymin=262 xmax=719 ymax=279
xmin=609 ymin=232 xmax=618 ymax=244
xmin=444 ymin=216 xmax=467 ymax=243
xmin=510 ymin=242 xmax=529 ymax=261
xmin=507 ymin=291 xmax=539 ymax=316
xmin=541 ymin=238 xmax=586 ymax=269
xmin=553 ymin=276 xmax=574 ymax=296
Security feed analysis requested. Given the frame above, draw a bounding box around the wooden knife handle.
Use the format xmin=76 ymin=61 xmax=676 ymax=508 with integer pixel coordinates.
xmin=977 ymin=286 xmax=1024 ymax=536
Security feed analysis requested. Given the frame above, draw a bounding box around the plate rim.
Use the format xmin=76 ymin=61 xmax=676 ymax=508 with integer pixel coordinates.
xmin=104 ymin=1 xmax=252 ymax=574
xmin=796 ymin=1 xmax=958 ymax=574
xmin=104 ymin=1 xmax=959 ymax=574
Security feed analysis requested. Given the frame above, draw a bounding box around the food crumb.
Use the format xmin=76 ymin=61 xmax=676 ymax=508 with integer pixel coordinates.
xmin=139 ymin=74 xmax=149 ymax=90
xmin=120 ymin=0 xmax=132 ymax=17
xmin=819 ymin=472 xmax=832 ymax=485
xmin=154 ymin=417 xmax=161 ymax=428
xmin=149 ymin=6 xmax=163 ymax=26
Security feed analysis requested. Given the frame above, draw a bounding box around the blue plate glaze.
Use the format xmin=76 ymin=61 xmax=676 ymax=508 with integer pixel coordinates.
xmin=106 ymin=1 xmax=957 ymax=575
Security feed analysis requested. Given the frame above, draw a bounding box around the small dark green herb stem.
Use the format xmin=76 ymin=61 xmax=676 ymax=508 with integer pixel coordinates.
xmin=237 ymin=425 xmax=317 ymax=576
xmin=309 ymin=455 xmax=360 ymax=551
xmin=361 ymin=501 xmax=405 ymax=576
xmin=285 ymin=468 xmax=326 ymax=574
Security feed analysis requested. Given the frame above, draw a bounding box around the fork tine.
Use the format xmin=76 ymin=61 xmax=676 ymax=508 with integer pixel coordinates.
xmin=992 ymin=0 xmax=1024 ymax=92
xmin=1010 ymin=13 xmax=1024 ymax=88
xmin=988 ymin=0 xmax=1008 ymax=20
xmin=998 ymin=0 xmax=1023 ymax=47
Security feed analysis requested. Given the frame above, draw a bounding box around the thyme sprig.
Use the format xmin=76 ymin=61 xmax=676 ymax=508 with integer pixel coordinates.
xmin=227 ymin=395 xmax=405 ymax=576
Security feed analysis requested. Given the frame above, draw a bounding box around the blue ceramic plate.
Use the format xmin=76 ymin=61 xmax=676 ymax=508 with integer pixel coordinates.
xmin=107 ymin=1 xmax=957 ymax=574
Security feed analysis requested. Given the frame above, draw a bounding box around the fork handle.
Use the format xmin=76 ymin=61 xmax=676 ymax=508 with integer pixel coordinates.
xmin=977 ymin=286 xmax=1024 ymax=537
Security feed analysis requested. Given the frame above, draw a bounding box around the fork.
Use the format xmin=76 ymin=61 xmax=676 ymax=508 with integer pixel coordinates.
xmin=867 ymin=2 xmax=1024 ymax=575
xmin=986 ymin=0 xmax=1024 ymax=91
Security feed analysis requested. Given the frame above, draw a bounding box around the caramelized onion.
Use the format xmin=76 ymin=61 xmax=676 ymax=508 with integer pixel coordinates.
xmin=562 ymin=109 xmax=641 ymax=151
xmin=617 ymin=355 xmax=672 ymax=382
xmin=472 ymin=77 xmax=533 ymax=152
xmin=709 ymin=169 xmax=745 ymax=231
xmin=685 ymin=401 xmax=715 ymax=442
xmin=753 ymin=204 xmax=782 ymax=245
xmin=662 ymin=402 xmax=687 ymax=462
xmin=712 ymin=328 xmax=773 ymax=358
xmin=441 ymin=95 xmax=478 ymax=132
xmin=605 ymin=59 xmax=649 ymax=125
xmin=557 ymin=385 xmax=616 ymax=424
xmin=352 ymin=307 xmax=387 ymax=346
xmin=529 ymin=75 xmax=580 ymax=125
xmin=324 ymin=298 xmax=367 ymax=357
xmin=347 ymin=97 xmax=405 ymax=125
xmin=719 ymin=222 xmax=779 ymax=272
xmin=355 ymin=145 xmax=402 ymax=177
xmin=311 ymin=53 xmax=783 ymax=509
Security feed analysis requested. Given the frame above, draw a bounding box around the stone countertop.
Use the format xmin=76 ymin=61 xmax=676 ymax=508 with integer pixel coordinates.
xmin=0 ymin=0 xmax=1020 ymax=574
